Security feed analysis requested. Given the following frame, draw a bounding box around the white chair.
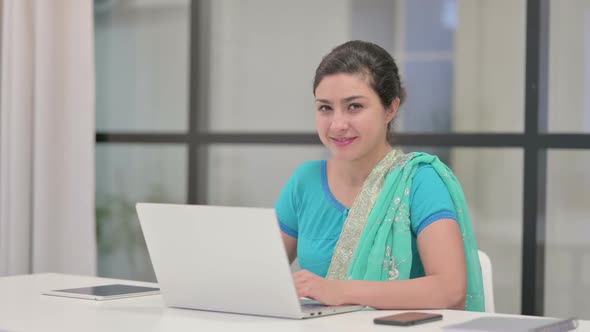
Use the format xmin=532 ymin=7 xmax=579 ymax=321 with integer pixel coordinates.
xmin=478 ymin=249 xmax=495 ymax=313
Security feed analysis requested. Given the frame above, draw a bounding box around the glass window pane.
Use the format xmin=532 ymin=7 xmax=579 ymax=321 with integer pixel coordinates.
xmin=400 ymin=61 xmax=453 ymax=132
xmin=206 ymin=0 xmax=349 ymax=133
xmin=206 ymin=145 xmax=330 ymax=207
xmin=203 ymin=0 xmax=525 ymax=133
xmin=546 ymin=150 xmax=590 ymax=319
xmin=452 ymin=147 xmax=524 ymax=314
xmin=94 ymin=1 xmax=190 ymax=132
xmin=96 ymin=144 xmax=187 ymax=282
xmin=447 ymin=0 xmax=525 ymax=133
xmin=548 ymin=1 xmax=590 ymax=133
xmin=404 ymin=0 xmax=455 ymax=53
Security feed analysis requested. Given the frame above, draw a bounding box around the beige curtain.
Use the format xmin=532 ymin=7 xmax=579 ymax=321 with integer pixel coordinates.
xmin=0 ymin=0 xmax=96 ymax=276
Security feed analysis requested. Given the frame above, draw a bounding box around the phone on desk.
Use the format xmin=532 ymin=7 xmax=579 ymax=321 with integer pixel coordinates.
xmin=373 ymin=312 xmax=443 ymax=326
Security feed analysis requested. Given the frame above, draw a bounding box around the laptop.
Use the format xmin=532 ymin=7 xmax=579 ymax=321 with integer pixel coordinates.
xmin=136 ymin=203 xmax=365 ymax=319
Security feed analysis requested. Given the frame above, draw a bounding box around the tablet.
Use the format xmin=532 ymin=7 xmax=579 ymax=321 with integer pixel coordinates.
xmin=42 ymin=284 xmax=160 ymax=301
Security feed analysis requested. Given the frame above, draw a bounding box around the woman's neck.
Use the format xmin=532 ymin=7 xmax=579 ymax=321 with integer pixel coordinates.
xmin=329 ymin=144 xmax=393 ymax=187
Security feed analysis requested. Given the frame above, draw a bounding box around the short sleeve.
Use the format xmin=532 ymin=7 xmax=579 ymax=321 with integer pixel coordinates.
xmin=275 ymin=171 xmax=299 ymax=238
xmin=409 ymin=165 xmax=458 ymax=235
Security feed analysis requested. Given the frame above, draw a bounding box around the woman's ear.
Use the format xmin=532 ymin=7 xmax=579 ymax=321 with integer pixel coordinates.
xmin=385 ymin=97 xmax=401 ymax=124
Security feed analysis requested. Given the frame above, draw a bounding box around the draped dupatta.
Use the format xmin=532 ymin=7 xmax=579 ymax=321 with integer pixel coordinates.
xmin=326 ymin=150 xmax=485 ymax=312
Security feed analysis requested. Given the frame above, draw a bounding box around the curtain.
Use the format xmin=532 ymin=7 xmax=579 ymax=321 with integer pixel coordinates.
xmin=0 ymin=0 xmax=96 ymax=276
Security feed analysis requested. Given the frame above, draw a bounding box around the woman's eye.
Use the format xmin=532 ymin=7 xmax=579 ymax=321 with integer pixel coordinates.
xmin=349 ymin=103 xmax=363 ymax=111
xmin=318 ymin=105 xmax=332 ymax=112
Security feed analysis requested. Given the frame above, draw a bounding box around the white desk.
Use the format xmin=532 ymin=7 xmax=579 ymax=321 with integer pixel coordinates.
xmin=0 ymin=273 xmax=587 ymax=331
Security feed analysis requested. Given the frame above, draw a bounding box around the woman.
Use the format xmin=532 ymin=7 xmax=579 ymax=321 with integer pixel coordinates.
xmin=275 ymin=40 xmax=485 ymax=311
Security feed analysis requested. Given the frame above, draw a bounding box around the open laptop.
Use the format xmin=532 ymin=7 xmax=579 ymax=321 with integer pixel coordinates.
xmin=136 ymin=203 xmax=365 ymax=319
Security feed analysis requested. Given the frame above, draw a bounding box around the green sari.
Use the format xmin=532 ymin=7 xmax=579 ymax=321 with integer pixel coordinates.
xmin=326 ymin=150 xmax=485 ymax=312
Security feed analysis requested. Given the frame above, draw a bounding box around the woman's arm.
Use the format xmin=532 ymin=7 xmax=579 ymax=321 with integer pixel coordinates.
xmin=294 ymin=218 xmax=467 ymax=309
xmin=281 ymin=231 xmax=298 ymax=264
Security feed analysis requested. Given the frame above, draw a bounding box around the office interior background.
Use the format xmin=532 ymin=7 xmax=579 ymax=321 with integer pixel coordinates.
xmin=94 ymin=0 xmax=590 ymax=319
xmin=0 ymin=0 xmax=587 ymax=321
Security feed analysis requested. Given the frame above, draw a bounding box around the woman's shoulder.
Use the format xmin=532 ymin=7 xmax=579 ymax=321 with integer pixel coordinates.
xmin=406 ymin=151 xmax=438 ymax=163
xmin=404 ymin=151 xmax=452 ymax=171
xmin=407 ymin=155 xmax=455 ymax=202
xmin=412 ymin=164 xmax=440 ymax=184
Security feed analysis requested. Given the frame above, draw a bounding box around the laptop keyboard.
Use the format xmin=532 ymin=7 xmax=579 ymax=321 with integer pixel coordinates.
xmin=300 ymin=299 xmax=329 ymax=311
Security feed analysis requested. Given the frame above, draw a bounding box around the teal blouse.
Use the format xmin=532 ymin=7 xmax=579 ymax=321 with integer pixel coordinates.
xmin=275 ymin=160 xmax=457 ymax=277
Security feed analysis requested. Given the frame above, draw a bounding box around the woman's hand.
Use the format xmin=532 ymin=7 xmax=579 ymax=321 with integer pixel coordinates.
xmin=292 ymin=270 xmax=346 ymax=306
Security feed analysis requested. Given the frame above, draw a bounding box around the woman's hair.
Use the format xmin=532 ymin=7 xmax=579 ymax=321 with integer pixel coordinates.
xmin=313 ymin=40 xmax=406 ymax=138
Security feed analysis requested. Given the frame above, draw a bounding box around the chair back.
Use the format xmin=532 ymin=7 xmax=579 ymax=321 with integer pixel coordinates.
xmin=478 ymin=249 xmax=495 ymax=313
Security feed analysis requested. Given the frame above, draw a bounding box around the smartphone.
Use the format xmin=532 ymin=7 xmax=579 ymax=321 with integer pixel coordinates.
xmin=373 ymin=312 xmax=443 ymax=326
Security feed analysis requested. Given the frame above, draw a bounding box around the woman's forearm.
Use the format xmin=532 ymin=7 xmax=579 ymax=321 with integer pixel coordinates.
xmin=338 ymin=276 xmax=466 ymax=310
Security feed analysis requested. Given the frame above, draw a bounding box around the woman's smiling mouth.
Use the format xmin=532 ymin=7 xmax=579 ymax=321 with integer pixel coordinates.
xmin=331 ymin=137 xmax=357 ymax=147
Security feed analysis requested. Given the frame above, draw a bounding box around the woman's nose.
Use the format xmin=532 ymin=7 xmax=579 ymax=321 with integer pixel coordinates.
xmin=330 ymin=111 xmax=349 ymax=131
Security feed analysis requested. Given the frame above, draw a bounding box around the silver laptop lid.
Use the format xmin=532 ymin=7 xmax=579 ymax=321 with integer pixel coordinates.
xmin=136 ymin=203 xmax=303 ymax=318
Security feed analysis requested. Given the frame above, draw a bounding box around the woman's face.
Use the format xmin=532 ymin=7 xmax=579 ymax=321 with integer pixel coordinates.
xmin=314 ymin=73 xmax=397 ymax=162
